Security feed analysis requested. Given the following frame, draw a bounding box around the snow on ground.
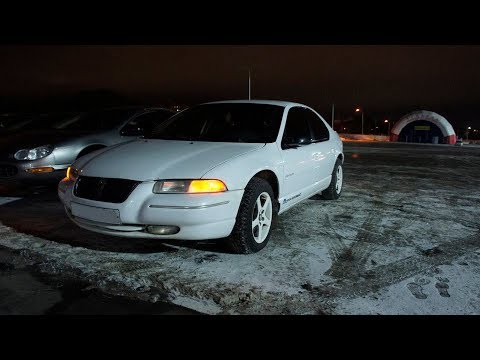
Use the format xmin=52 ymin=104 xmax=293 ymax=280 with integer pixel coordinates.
xmin=0 ymin=142 xmax=479 ymax=314
xmin=336 ymin=253 xmax=480 ymax=315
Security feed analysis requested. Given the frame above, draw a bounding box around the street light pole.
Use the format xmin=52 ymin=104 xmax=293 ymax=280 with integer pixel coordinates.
xmin=331 ymin=103 xmax=335 ymax=130
xmin=385 ymin=119 xmax=390 ymax=136
xmin=248 ymin=68 xmax=251 ymax=100
xmin=355 ymin=108 xmax=364 ymax=135
xmin=361 ymin=112 xmax=364 ymax=135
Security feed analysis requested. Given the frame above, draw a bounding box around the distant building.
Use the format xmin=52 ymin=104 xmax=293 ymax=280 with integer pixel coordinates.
xmin=390 ymin=110 xmax=456 ymax=144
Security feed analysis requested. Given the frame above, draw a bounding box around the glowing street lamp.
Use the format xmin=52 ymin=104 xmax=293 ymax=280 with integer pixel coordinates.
xmin=384 ymin=119 xmax=390 ymax=135
xmin=355 ymin=108 xmax=364 ymax=135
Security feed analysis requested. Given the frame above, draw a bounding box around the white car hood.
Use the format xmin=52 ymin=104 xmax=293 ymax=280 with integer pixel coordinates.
xmin=78 ymin=139 xmax=264 ymax=181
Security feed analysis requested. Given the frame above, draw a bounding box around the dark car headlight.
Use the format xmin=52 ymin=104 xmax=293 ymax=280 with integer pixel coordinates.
xmin=14 ymin=145 xmax=54 ymax=160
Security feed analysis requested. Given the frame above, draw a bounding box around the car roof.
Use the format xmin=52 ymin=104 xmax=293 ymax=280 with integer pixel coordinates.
xmin=66 ymin=107 xmax=173 ymax=117
xmin=94 ymin=106 xmax=171 ymax=112
xmin=202 ymin=99 xmax=308 ymax=108
xmin=144 ymin=107 xmax=174 ymax=112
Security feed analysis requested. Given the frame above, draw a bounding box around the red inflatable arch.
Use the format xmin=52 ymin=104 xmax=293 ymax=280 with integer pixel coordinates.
xmin=390 ymin=110 xmax=456 ymax=144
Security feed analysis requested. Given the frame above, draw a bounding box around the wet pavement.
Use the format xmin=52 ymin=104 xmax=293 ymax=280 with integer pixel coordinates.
xmin=0 ymin=248 xmax=198 ymax=315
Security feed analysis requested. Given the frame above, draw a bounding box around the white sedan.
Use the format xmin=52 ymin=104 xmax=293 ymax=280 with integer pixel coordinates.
xmin=58 ymin=100 xmax=344 ymax=253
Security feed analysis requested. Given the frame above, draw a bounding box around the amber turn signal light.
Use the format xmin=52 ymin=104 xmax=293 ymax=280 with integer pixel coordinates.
xmin=25 ymin=167 xmax=54 ymax=173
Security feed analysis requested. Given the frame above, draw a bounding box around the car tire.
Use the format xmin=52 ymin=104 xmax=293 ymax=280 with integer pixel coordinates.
xmin=229 ymin=177 xmax=276 ymax=254
xmin=321 ymin=158 xmax=343 ymax=200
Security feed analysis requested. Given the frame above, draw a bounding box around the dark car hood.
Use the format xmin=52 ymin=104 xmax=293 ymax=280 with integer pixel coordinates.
xmin=0 ymin=130 xmax=92 ymax=158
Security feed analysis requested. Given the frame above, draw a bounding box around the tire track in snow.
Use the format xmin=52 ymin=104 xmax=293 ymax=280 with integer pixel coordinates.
xmin=331 ymin=228 xmax=480 ymax=299
xmin=325 ymin=200 xmax=382 ymax=280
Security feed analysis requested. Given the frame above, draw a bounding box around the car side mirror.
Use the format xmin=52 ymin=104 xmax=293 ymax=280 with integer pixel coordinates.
xmin=296 ymin=137 xmax=312 ymax=145
xmin=282 ymin=136 xmax=311 ymax=149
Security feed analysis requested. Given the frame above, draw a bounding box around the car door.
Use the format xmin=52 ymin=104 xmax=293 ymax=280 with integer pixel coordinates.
xmin=304 ymin=108 xmax=336 ymax=188
xmin=279 ymin=106 xmax=317 ymax=209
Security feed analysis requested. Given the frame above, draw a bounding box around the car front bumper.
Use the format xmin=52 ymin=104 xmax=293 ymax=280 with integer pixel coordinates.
xmin=0 ymin=157 xmax=69 ymax=183
xmin=58 ymin=178 xmax=244 ymax=241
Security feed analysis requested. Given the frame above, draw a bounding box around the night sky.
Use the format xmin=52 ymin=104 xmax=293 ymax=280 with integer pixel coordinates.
xmin=1 ymin=45 xmax=479 ymax=132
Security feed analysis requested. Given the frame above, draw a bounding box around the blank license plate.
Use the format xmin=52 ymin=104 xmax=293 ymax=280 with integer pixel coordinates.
xmin=71 ymin=202 xmax=121 ymax=224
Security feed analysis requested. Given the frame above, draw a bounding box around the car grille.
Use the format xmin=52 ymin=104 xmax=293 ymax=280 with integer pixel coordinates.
xmin=73 ymin=176 xmax=141 ymax=203
xmin=0 ymin=164 xmax=18 ymax=178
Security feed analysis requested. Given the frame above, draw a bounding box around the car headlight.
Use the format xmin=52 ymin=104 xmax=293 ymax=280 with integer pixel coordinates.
xmin=66 ymin=166 xmax=79 ymax=181
xmin=14 ymin=145 xmax=54 ymax=160
xmin=153 ymin=179 xmax=227 ymax=194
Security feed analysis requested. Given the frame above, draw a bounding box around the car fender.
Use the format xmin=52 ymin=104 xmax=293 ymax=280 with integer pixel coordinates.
xmin=201 ymin=142 xmax=284 ymax=194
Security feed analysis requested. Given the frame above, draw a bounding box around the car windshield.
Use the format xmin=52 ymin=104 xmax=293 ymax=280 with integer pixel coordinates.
xmin=0 ymin=113 xmax=77 ymax=132
xmin=147 ymin=103 xmax=284 ymax=143
xmin=52 ymin=109 xmax=137 ymax=131
xmin=0 ymin=117 xmax=31 ymax=131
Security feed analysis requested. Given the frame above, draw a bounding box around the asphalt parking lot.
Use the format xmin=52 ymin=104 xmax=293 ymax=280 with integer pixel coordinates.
xmin=1 ymin=141 xmax=479 ymax=314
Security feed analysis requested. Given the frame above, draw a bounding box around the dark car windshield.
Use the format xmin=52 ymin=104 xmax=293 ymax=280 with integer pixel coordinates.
xmin=147 ymin=103 xmax=284 ymax=143
xmin=0 ymin=113 xmax=78 ymax=132
xmin=0 ymin=117 xmax=33 ymax=131
xmin=52 ymin=109 xmax=137 ymax=131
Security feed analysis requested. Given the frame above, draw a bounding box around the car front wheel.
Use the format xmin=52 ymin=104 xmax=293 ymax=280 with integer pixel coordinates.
xmin=321 ymin=158 xmax=343 ymax=200
xmin=229 ymin=177 xmax=275 ymax=254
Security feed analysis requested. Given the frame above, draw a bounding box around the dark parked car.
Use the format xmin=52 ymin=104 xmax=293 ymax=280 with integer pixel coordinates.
xmin=0 ymin=113 xmax=65 ymax=134
xmin=0 ymin=107 xmax=174 ymax=182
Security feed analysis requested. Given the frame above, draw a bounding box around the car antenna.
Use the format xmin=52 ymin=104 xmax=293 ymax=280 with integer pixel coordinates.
xmin=248 ymin=68 xmax=251 ymax=100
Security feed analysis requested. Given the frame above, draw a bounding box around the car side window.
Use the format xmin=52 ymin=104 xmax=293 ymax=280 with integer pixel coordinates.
xmin=305 ymin=109 xmax=330 ymax=142
xmin=282 ymin=107 xmax=312 ymax=149
xmin=121 ymin=110 xmax=173 ymax=137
